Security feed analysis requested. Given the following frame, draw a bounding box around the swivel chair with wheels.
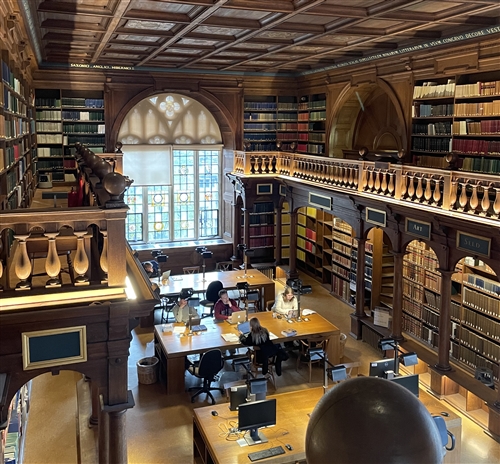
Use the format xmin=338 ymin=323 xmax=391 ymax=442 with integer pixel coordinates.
xmin=199 ymin=280 xmax=223 ymax=318
xmin=187 ymin=349 xmax=224 ymax=404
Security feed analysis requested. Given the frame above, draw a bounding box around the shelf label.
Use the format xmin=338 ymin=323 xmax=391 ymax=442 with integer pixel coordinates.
xmin=309 ymin=192 xmax=331 ymax=209
xmin=256 ymin=183 xmax=272 ymax=195
xmin=456 ymin=231 xmax=490 ymax=258
xmin=405 ymin=218 xmax=431 ymax=240
xmin=365 ymin=207 xmax=386 ymax=227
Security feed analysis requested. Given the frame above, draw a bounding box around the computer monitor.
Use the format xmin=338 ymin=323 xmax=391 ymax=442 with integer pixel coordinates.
xmin=389 ymin=374 xmax=420 ymax=397
xmin=369 ymin=358 xmax=395 ymax=378
xmin=247 ymin=378 xmax=267 ymax=401
xmin=238 ymin=398 xmax=277 ymax=446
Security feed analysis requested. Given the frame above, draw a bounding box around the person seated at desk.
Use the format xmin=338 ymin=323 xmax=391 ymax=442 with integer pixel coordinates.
xmin=239 ymin=317 xmax=288 ymax=376
xmin=142 ymin=261 xmax=159 ymax=278
xmin=172 ymin=290 xmax=199 ymax=323
xmin=213 ymin=289 xmax=240 ymax=321
xmin=272 ymin=286 xmax=298 ymax=317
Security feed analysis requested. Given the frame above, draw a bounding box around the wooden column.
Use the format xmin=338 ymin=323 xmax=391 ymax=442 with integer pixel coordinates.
xmin=390 ymin=251 xmax=405 ymax=341
xmin=90 ymin=382 xmax=99 ymax=427
xmin=287 ymin=210 xmax=299 ymax=279
xmin=243 ymin=208 xmax=250 ymax=248
xmin=231 ymin=200 xmax=241 ymax=261
xmin=108 ymin=410 xmax=127 ymax=464
xmin=274 ymin=205 xmax=282 ymax=265
xmin=435 ymin=269 xmax=454 ymax=371
xmin=350 ymin=237 xmax=366 ymax=339
xmin=98 ymin=404 xmax=109 ymax=464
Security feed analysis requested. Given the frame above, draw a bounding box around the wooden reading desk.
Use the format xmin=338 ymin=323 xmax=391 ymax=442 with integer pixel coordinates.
xmin=154 ymin=312 xmax=340 ymax=395
xmin=193 ymin=386 xmax=462 ymax=464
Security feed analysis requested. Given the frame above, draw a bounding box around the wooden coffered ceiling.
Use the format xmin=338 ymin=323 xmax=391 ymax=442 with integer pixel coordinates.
xmin=19 ymin=0 xmax=500 ymax=75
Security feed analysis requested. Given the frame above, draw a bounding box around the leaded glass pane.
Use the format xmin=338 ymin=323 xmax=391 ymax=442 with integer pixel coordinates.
xmin=124 ymin=186 xmax=143 ymax=241
xmin=173 ymin=150 xmax=195 ymax=239
xmin=147 ymin=186 xmax=170 ymax=241
xmin=198 ymin=150 xmax=219 ymax=237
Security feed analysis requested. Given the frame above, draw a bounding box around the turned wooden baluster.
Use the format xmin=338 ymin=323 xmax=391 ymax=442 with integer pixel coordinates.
xmin=13 ymin=235 xmax=32 ymax=290
xmin=458 ymin=181 xmax=469 ymax=212
xmin=374 ymin=169 xmax=381 ymax=192
xmin=415 ymin=174 xmax=424 ymax=201
xmin=353 ymin=167 xmax=359 ymax=188
xmin=407 ymin=173 xmax=415 ymax=199
xmin=100 ymin=231 xmax=109 ymax=283
xmin=74 ymin=231 xmax=90 ymax=285
xmin=401 ymin=173 xmax=408 ymax=198
xmin=449 ymin=179 xmax=458 ymax=210
xmin=469 ymin=183 xmax=479 ymax=214
xmin=380 ymin=170 xmax=388 ymax=193
xmin=387 ymin=172 xmax=395 ymax=196
xmin=433 ymin=177 xmax=442 ymax=206
xmin=480 ymin=182 xmax=492 ymax=216
xmin=493 ymin=188 xmax=500 ymax=218
xmin=367 ymin=168 xmax=374 ymax=191
xmin=361 ymin=167 xmax=368 ymax=191
xmin=0 ymin=259 xmax=3 ymax=291
xmin=45 ymin=232 xmax=61 ymax=287
xmin=424 ymin=176 xmax=433 ymax=204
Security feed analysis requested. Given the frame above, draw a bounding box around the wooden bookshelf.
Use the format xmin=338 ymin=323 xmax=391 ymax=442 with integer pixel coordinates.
xmin=0 ymin=48 xmax=36 ymax=210
xmin=411 ymin=71 xmax=500 ymax=174
xmin=297 ymin=93 xmax=326 ymax=156
xmin=35 ymin=88 xmax=105 ymax=183
xmin=243 ymin=201 xmax=275 ymax=263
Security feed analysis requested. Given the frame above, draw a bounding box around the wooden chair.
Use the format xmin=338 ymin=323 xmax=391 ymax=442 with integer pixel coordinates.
xmin=183 ymin=266 xmax=200 ymax=274
xmin=216 ymin=261 xmax=233 ymax=272
xmin=296 ymin=335 xmax=329 ymax=383
xmin=238 ymin=288 xmax=261 ymax=313
xmin=247 ymin=346 xmax=276 ymax=389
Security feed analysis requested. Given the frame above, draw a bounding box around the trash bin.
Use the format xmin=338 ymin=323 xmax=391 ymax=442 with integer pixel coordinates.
xmin=137 ymin=356 xmax=159 ymax=385
xmin=339 ymin=333 xmax=347 ymax=359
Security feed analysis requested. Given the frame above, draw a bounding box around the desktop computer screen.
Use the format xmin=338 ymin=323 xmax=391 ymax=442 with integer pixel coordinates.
xmin=369 ymin=358 xmax=395 ymax=378
xmin=229 ymin=385 xmax=248 ymax=411
xmin=238 ymin=398 xmax=277 ymax=446
xmin=389 ymin=374 xmax=420 ymax=397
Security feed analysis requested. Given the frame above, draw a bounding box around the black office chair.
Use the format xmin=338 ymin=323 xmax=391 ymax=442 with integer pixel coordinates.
xmin=199 ymin=280 xmax=223 ymax=318
xmin=187 ymin=349 xmax=224 ymax=404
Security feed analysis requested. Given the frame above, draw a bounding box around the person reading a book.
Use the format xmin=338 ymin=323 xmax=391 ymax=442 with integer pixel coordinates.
xmin=239 ymin=317 xmax=288 ymax=376
xmin=214 ymin=289 xmax=240 ymax=321
xmin=273 ymin=286 xmax=298 ymax=317
xmin=172 ymin=290 xmax=199 ymax=323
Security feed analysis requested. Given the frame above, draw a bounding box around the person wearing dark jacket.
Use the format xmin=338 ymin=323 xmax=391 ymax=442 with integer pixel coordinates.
xmin=239 ymin=317 xmax=288 ymax=376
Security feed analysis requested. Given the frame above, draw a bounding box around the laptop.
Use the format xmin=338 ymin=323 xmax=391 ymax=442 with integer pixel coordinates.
xmin=287 ymin=310 xmax=299 ymax=319
xmin=186 ymin=316 xmax=201 ymax=328
xmin=226 ymin=311 xmax=246 ymax=325
xmin=237 ymin=321 xmax=250 ymax=334
xmin=161 ymin=270 xmax=171 ymax=282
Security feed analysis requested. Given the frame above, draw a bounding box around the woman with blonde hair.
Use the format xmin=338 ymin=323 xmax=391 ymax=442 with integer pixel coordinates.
xmin=273 ymin=286 xmax=298 ymax=317
xmin=239 ymin=317 xmax=288 ymax=376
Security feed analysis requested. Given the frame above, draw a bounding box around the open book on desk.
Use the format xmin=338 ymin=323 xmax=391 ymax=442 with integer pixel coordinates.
xmin=221 ymin=333 xmax=239 ymax=343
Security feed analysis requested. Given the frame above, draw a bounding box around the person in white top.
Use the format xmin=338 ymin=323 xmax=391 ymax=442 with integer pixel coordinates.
xmin=273 ymin=286 xmax=298 ymax=316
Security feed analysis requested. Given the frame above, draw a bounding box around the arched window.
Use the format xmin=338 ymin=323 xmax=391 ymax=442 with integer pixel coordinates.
xmin=118 ymin=93 xmax=222 ymax=243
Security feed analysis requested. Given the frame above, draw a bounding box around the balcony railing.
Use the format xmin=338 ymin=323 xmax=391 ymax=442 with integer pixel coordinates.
xmin=233 ymin=151 xmax=500 ymax=220
xmin=0 ymin=144 xmax=133 ymax=310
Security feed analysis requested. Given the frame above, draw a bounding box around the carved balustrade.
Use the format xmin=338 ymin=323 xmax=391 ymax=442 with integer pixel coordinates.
xmin=233 ymin=151 xmax=500 ymax=221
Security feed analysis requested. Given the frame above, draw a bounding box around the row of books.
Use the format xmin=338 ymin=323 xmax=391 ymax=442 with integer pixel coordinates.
xmin=35 ymin=97 xmax=61 ymax=107
xmin=248 ymin=236 xmax=274 ymax=247
xmin=36 ymin=121 xmax=61 ymax=132
xmin=461 ymin=309 xmax=500 ymax=342
xmin=422 ymin=306 xmax=439 ymax=329
xmin=412 ymin=103 xmax=454 ymax=117
xmin=459 ymin=326 xmax=500 ymax=363
xmin=4 ymin=117 xmax=29 ymax=139
xmin=244 ymin=134 xmax=276 ymax=142
xmin=456 ymin=81 xmax=500 ymax=97
xmin=308 ymin=133 xmax=326 ymax=142
xmin=332 ymin=230 xmax=352 ymax=245
xmin=298 ymin=100 xmax=326 ymax=110
xmin=402 ymin=312 xmax=423 ymax=340
xmin=455 ymin=101 xmax=500 ymax=117
xmin=413 ymin=81 xmax=456 ymax=99
xmin=452 ymin=119 xmax=500 ymax=135
xmin=62 ymin=110 xmax=104 ymax=121
xmin=331 ymin=252 xmax=349 ymax=268
xmin=405 ymin=244 xmax=439 ymax=271
xmin=465 ymin=273 xmax=500 ymax=295
xmin=244 ymin=112 xmax=277 ymax=121
xmin=424 ymin=289 xmax=442 ymax=310
xmin=276 ymin=133 xmax=298 ymax=141
xmin=332 ymin=274 xmax=351 ymax=302
xmin=37 ymin=147 xmax=65 ymax=157
xmin=309 ymin=111 xmax=326 ymax=121
xmin=403 ymin=279 xmax=424 ymax=302
xmin=37 ymin=133 xmax=63 ymax=144
xmin=62 ymin=123 xmax=105 ymax=134
xmin=61 ymin=97 xmax=104 ymax=108
xmin=462 ymin=286 xmax=500 ymax=317
xmin=243 ymin=123 xmax=276 ymax=131
xmin=243 ymin=102 xmax=278 ymax=111
xmin=297 ymin=143 xmax=324 ymax=154
xmin=332 ymin=262 xmax=349 ymax=279
xmin=333 ymin=241 xmax=350 ymax=256
xmin=460 ymin=157 xmax=500 ymax=173
xmin=66 ymin=134 xmax=104 ymax=145
xmin=3 ymin=88 xmax=27 ymax=115
xmin=452 ymin=138 xmax=500 ymax=155
xmin=276 ymin=123 xmax=298 ymax=130
xmin=450 ymin=341 xmax=499 ymax=381
xmin=412 ymin=137 xmax=452 ymax=152
xmin=243 ymin=142 xmax=275 ymax=151
xmin=2 ymin=60 xmax=26 ymax=94
xmin=36 ymin=110 xmax=61 ymax=120
xmin=412 ymin=121 xmax=451 ymax=135
xmin=247 ymin=225 xmax=274 ymax=235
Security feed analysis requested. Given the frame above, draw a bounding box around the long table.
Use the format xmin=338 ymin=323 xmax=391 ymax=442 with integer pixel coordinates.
xmin=154 ymin=311 xmax=340 ymax=395
xmin=192 ymin=386 xmax=461 ymax=464
xmin=157 ymin=268 xmax=275 ymax=306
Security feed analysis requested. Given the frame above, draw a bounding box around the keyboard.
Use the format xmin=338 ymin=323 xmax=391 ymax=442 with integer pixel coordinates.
xmin=248 ymin=446 xmax=286 ymax=462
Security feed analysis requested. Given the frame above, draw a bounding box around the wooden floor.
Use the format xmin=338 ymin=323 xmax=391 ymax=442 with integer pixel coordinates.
xmin=21 ymin=275 xmax=500 ymax=463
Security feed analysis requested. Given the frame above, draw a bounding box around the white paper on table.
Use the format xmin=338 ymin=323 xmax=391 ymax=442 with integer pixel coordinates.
xmin=221 ymin=333 xmax=240 ymax=342
xmin=269 ymin=332 xmax=278 ymax=340
xmin=301 ymin=309 xmax=316 ymax=315
xmin=173 ymin=326 xmax=186 ymax=334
